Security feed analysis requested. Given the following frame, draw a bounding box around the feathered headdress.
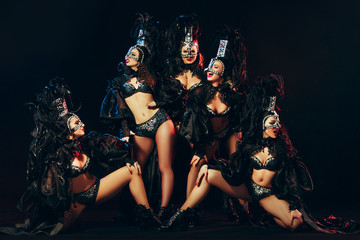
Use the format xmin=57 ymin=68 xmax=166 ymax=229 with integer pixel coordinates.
xmin=125 ymin=13 xmax=160 ymax=66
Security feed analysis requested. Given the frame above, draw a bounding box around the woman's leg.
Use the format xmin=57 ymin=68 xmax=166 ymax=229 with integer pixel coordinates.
xmin=133 ymin=135 xmax=155 ymax=168
xmin=259 ymin=195 xmax=303 ymax=231
xmin=155 ymin=120 xmax=176 ymax=207
xmin=63 ymin=166 xmax=152 ymax=231
xmin=182 ymin=168 xmax=251 ymax=210
xmin=226 ymin=133 xmax=239 ymax=157
xmin=62 ymin=202 xmax=87 ymax=231
xmin=186 ymin=141 xmax=220 ymax=197
xmin=225 ymin=133 xmax=247 ymax=207
xmin=96 ymin=166 xmax=150 ymax=208
xmin=186 ymin=158 xmax=207 ymax=198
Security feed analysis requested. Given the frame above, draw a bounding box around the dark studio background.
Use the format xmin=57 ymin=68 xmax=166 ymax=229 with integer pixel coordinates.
xmin=0 ymin=0 xmax=360 ymax=216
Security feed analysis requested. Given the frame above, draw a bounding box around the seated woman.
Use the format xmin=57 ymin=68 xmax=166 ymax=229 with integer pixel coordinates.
xmin=0 ymin=79 xmax=160 ymax=236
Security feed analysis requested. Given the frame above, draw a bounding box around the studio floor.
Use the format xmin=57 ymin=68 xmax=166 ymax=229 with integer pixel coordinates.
xmin=1 ymin=198 xmax=360 ymax=240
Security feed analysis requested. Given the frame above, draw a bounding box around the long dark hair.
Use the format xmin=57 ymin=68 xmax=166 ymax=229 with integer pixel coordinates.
xmin=19 ymin=78 xmax=77 ymax=217
xmin=163 ymin=14 xmax=204 ymax=78
xmin=120 ymin=13 xmax=161 ymax=89
xmin=208 ymin=26 xmax=248 ymax=92
xmin=238 ymin=74 xmax=298 ymax=161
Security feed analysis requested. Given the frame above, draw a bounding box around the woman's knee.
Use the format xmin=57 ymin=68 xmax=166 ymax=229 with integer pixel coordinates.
xmin=158 ymin=162 xmax=173 ymax=175
xmin=204 ymin=169 xmax=217 ymax=185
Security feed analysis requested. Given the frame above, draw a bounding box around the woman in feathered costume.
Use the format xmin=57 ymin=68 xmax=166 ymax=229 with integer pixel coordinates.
xmin=100 ymin=13 xmax=176 ymax=218
xmin=0 ymin=78 xmax=160 ymax=235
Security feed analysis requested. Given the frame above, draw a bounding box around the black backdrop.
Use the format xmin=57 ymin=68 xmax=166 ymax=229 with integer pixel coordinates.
xmin=1 ymin=0 xmax=360 ymax=210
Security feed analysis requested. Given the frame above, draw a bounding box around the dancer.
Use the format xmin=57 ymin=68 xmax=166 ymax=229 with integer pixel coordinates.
xmin=100 ymin=13 xmax=175 ymax=218
xmin=162 ymin=74 xmax=360 ymax=233
xmin=0 ymin=79 xmax=160 ymax=236
xmin=158 ymin=14 xmax=205 ymax=128
xmin=235 ymin=74 xmax=360 ymax=233
xmin=153 ymin=14 xmax=206 ymax=212
xmin=179 ymin=27 xmax=248 ymax=198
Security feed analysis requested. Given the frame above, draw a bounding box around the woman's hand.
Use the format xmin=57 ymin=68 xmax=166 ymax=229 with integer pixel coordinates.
xmin=196 ymin=165 xmax=209 ymax=187
xmin=121 ymin=131 xmax=134 ymax=143
xmin=190 ymin=155 xmax=201 ymax=166
xmin=190 ymin=154 xmax=208 ymax=166
xmin=133 ymin=162 xmax=142 ymax=175
xmin=289 ymin=209 xmax=303 ymax=225
xmin=146 ymin=101 xmax=157 ymax=109
xmin=126 ymin=162 xmax=142 ymax=175
xmin=236 ymin=132 xmax=242 ymax=141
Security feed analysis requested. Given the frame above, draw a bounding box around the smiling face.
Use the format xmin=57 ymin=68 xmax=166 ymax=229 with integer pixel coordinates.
xmin=207 ymin=60 xmax=224 ymax=81
xmin=67 ymin=115 xmax=85 ymax=140
xmin=125 ymin=47 xmax=141 ymax=69
xmin=205 ymin=60 xmax=224 ymax=85
xmin=181 ymin=45 xmax=198 ymax=64
xmin=263 ymin=116 xmax=280 ymax=139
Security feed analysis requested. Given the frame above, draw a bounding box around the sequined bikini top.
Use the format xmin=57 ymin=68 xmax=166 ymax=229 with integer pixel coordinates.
xmin=121 ymin=80 xmax=153 ymax=98
xmin=250 ymin=155 xmax=280 ymax=171
xmin=70 ymin=157 xmax=90 ymax=178
xmin=206 ymin=106 xmax=231 ymax=118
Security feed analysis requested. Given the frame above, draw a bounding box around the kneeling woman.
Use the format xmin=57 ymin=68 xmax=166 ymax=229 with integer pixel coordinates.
xmin=229 ymin=75 xmax=358 ymax=233
xmin=163 ymin=75 xmax=360 ymax=233
xmin=238 ymin=75 xmax=309 ymax=230
xmin=0 ymin=80 xmax=159 ymax=236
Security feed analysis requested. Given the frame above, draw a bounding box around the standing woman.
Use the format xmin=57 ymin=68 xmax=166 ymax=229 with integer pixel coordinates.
xmin=158 ymin=14 xmax=205 ymax=128
xmin=180 ymin=27 xmax=248 ymax=198
xmin=100 ymin=14 xmax=176 ymax=215
xmin=0 ymin=79 xmax=159 ymax=236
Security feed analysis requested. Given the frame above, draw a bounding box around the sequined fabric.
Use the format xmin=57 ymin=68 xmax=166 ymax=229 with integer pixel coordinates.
xmin=248 ymin=180 xmax=273 ymax=202
xmin=134 ymin=108 xmax=170 ymax=139
xmin=73 ymin=177 xmax=100 ymax=206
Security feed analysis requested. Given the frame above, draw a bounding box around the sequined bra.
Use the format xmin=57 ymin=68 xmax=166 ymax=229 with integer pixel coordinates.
xmin=250 ymin=155 xmax=280 ymax=171
xmin=206 ymin=106 xmax=231 ymax=118
xmin=121 ymin=80 xmax=153 ymax=98
xmin=70 ymin=157 xmax=90 ymax=178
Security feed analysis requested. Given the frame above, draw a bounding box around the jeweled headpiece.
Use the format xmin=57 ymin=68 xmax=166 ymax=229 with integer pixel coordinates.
xmin=181 ymin=27 xmax=198 ymax=58
xmin=53 ymin=97 xmax=68 ymax=117
xmin=67 ymin=113 xmax=84 ymax=133
xmin=262 ymin=96 xmax=280 ymax=130
xmin=125 ymin=45 xmax=145 ymax=63
xmin=205 ymin=39 xmax=228 ymax=76
xmin=125 ymin=28 xmax=149 ymax=63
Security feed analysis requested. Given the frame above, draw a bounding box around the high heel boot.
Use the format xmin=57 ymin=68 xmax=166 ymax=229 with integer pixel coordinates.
xmin=160 ymin=208 xmax=190 ymax=231
xmin=157 ymin=206 xmax=175 ymax=223
xmin=135 ymin=204 xmax=162 ymax=231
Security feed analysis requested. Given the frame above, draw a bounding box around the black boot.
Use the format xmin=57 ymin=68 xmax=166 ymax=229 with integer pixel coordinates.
xmin=157 ymin=206 xmax=175 ymax=223
xmin=135 ymin=204 xmax=162 ymax=231
xmin=160 ymin=208 xmax=190 ymax=231
xmin=187 ymin=207 xmax=200 ymax=228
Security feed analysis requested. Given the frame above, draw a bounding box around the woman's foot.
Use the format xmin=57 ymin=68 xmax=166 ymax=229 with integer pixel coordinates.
xmin=135 ymin=205 xmax=162 ymax=231
xmin=159 ymin=208 xmax=190 ymax=231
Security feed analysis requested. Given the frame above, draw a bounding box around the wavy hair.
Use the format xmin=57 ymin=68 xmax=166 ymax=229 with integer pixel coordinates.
xmin=163 ymin=14 xmax=204 ymax=78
